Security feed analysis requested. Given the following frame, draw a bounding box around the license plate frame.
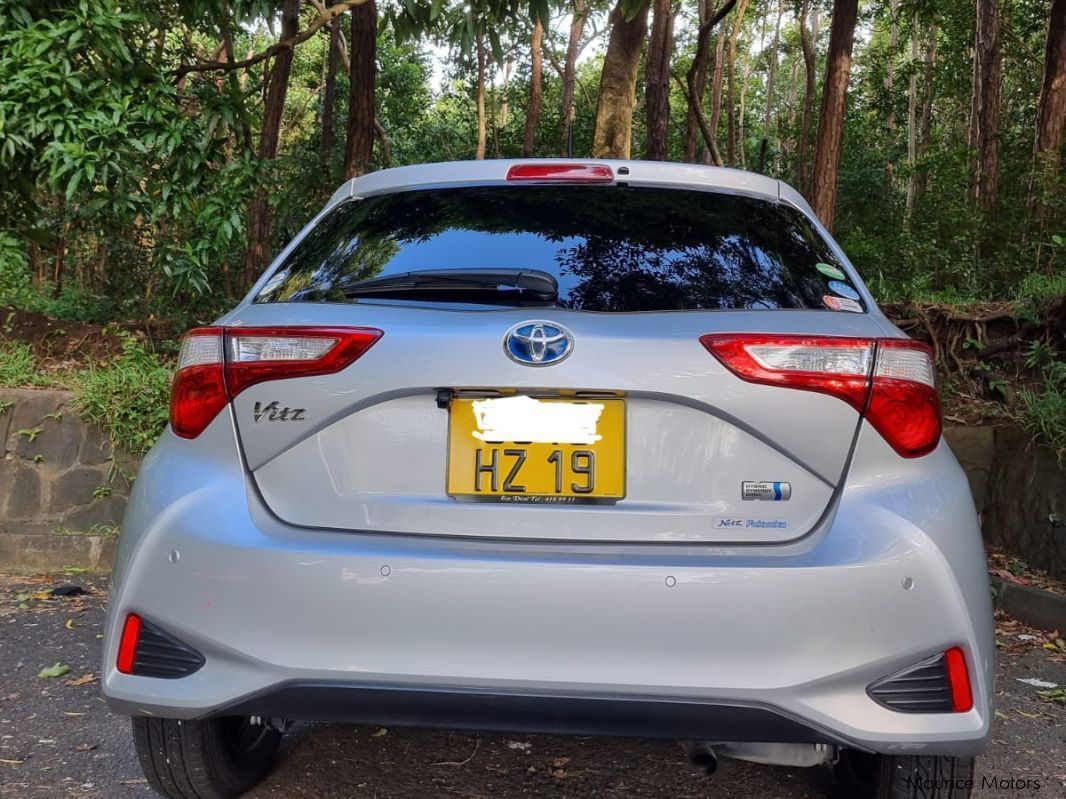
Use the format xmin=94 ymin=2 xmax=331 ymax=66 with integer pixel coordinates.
xmin=446 ymin=396 xmax=626 ymax=504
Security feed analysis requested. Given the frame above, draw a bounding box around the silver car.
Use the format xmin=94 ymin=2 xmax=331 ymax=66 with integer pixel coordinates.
xmin=103 ymin=160 xmax=994 ymax=799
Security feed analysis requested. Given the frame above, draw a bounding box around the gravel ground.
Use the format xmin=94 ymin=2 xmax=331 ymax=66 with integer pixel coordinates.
xmin=1 ymin=575 xmax=1063 ymax=799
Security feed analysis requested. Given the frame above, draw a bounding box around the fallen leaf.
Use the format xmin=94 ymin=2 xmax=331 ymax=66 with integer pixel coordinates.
xmin=65 ymin=619 xmax=76 ymax=630
xmin=38 ymin=663 xmax=70 ymax=679
xmin=1017 ymin=677 xmax=1058 ymax=689
xmin=371 ymin=728 xmax=388 ymax=737
xmin=0 ymin=758 xmax=24 ymax=765
xmin=994 ymin=710 xmax=1010 ymax=720
xmin=63 ymin=712 xmax=86 ymax=717
xmin=74 ymin=743 xmax=97 ymax=752
xmin=64 ymin=673 xmax=97 ymax=688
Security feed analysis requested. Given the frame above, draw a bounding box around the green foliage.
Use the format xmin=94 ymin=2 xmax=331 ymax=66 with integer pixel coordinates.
xmin=1018 ymin=359 xmax=1066 ymax=464
xmin=0 ymin=341 xmax=49 ymax=387
xmin=73 ymin=334 xmax=172 ymax=456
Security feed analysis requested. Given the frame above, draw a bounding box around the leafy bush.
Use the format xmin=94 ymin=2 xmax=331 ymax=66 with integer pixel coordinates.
xmin=0 ymin=340 xmax=46 ymax=387
xmin=1018 ymin=360 xmax=1066 ymax=464
xmin=73 ymin=334 xmax=171 ymax=455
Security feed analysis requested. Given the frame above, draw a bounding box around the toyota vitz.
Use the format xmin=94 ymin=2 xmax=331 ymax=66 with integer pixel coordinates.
xmin=103 ymin=160 xmax=993 ymax=799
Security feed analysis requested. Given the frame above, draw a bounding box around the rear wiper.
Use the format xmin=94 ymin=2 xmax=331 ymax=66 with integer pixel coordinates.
xmin=341 ymin=268 xmax=559 ymax=302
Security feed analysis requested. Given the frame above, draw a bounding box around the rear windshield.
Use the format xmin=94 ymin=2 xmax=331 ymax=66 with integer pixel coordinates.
xmin=254 ymin=185 xmax=861 ymax=312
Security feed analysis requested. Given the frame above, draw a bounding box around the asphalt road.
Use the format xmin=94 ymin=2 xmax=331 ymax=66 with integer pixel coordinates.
xmin=1 ymin=575 xmax=1063 ymax=799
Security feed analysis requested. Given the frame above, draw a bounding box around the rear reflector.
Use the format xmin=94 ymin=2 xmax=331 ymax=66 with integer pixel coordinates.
xmin=505 ymin=163 xmax=614 ymax=184
xmin=170 ymin=326 xmax=382 ymax=439
xmin=701 ymin=334 xmax=941 ymax=458
xmin=117 ymin=613 xmax=142 ymax=674
xmin=944 ymin=646 xmax=974 ymax=713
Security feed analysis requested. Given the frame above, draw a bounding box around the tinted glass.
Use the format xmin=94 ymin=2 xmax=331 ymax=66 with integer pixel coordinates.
xmin=254 ymin=186 xmax=861 ymax=312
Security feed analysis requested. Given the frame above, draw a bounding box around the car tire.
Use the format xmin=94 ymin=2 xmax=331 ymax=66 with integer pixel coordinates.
xmin=835 ymin=750 xmax=975 ymax=798
xmin=132 ymin=716 xmax=281 ymax=799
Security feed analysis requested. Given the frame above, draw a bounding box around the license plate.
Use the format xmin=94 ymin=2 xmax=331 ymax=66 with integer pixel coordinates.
xmin=447 ymin=396 xmax=625 ymax=503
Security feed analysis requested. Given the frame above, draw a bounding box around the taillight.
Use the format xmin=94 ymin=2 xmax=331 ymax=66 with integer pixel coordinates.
xmin=700 ymin=334 xmax=941 ymax=458
xmin=170 ymin=326 xmax=383 ymax=439
xmin=505 ymin=163 xmax=614 ymax=183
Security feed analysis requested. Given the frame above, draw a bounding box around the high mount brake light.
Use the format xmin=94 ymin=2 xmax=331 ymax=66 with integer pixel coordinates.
xmin=170 ymin=326 xmax=383 ymax=439
xmin=505 ymin=163 xmax=614 ymax=184
xmin=701 ymin=334 xmax=941 ymax=458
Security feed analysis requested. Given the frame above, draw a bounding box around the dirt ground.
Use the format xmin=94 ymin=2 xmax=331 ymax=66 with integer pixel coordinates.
xmin=0 ymin=575 xmax=1063 ymax=799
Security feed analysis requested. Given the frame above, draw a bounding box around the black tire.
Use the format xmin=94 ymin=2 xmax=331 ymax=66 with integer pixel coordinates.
xmin=132 ymin=716 xmax=281 ymax=799
xmin=835 ymin=750 xmax=975 ymax=799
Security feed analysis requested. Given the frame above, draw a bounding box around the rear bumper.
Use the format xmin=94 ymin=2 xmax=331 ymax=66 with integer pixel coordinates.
xmin=215 ymin=681 xmax=856 ymax=747
xmin=103 ymin=417 xmax=995 ymax=757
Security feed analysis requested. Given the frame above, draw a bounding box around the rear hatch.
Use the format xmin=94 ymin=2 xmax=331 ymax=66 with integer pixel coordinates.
xmin=227 ymin=181 xmax=885 ymax=544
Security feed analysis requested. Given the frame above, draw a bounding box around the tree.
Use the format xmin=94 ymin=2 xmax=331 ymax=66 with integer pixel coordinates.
xmin=969 ymin=0 xmax=1002 ymax=213
xmin=321 ymin=19 xmax=342 ymax=165
xmin=523 ymin=17 xmax=545 ymax=156
xmin=559 ymin=0 xmax=588 ymax=155
xmin=344 ymin=0 xmax=377 ymax=178
xmin=724 ymin=0 xmax=750 ymax=167
xmin=809 ymin=0 xmax=858 ymax=230
xmin=1030 ymin=0 xmax=1066 ymax=227
xmin=644 ymin=0 xmax=676 ymax=160
xmin=592 ymin=0 xmax=651 ymax=158
xmin=682 ymin=0 xmax=738 ymax=164
xmin=758 ymin=0 xmax=784 ymax=172
xmin=240 ymin=0 xmax=300 ymax=287
xmin=797 ymin=0 xmax=819 ymax=196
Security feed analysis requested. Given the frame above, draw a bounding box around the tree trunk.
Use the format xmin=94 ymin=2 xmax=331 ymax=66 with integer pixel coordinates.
xmin=560 ymin=0 xmax=588 ymax=155
xmin=645 ymin=0 xmax=675 ymax=160
xmin=809 ymin=0 xmax=858 ymax=231
xmin=684 ymin=0 xmax=712 ymax=163
xmin=501 ymin=58 xmax=513 ymax=127
xmin=758 ymin=0 xmax=783 ymax=172
xmin=968 ymin=0 xmax=1001 ymax=214
xmin=885 ymin=0 xmax=899 ymax=132
xmin=905 ymin=13 xmax=919 ymax=221
xmin=592 ymin=1 xmax=651 ymax=159
xmin=476 ymin=31 xmax=487 ymax=159
xmin=913 ymin=23 xmax=937 ymax=206
xmin=798 ymin=0 xmax=818 ymax=196
xmin=239 ymin=0 xmax=299 ymax=288
xmin=781 ymin=58 xmax=799 ymax=162
xmin=523 ymin=21 xmax=545 ymax=156
xmin=710 ymin=26 xmax=727 ymax=139
xmin=725 ymin=0 xmax=750 ymax=166
xmin=1030 ymin=0 xmax=1066 ymax=226
xmin=344 ymin=0 xmax=376 ymax=179
xmin=321 ymin=19 xmax=341 ymax=165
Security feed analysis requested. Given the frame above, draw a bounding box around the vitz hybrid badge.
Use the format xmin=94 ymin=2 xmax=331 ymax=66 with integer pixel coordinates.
xmin=741 ymin=481 xmax=792 ymax=501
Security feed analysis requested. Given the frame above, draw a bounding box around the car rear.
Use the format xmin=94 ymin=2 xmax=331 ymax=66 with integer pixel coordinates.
xmin=103 ymin=160 xmax=994 ymax=798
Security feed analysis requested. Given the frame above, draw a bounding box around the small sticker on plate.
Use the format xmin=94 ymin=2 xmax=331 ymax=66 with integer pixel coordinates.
xmin=823 ymin=295 xmax=863 ymax=313
xmin=828 ymin=280 xmax=861 ymax=300
xmin=815 ymin=262 xmax=846 ymax=280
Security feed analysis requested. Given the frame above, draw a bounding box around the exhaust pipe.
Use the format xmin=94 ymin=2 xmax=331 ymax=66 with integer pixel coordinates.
xmin=680 ymin=741 xmax=718 ymax=775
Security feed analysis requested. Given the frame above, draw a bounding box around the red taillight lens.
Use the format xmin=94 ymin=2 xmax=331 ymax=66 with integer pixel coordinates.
xmin=700 ymin=334 xmax=941 ymax=458
xmin=505 ymin=163 xmax=614 ymax=183
xmin=169 ymin=326 xmax=383 ymax=439
xmin=117 ymin=613 xmax=142 ymax=674
xmin=944 ymin=647 xmax=974 ymax=712
xmin=170 ymin=327 xmax=226 ymax=439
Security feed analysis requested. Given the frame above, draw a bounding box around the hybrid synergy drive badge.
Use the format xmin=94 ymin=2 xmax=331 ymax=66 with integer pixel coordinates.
xmin=742 ymin=481 xmax=792 ymax=501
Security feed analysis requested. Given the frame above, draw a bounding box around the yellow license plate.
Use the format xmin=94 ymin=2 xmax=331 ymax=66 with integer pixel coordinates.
xmin=447 ymin=396 xmax=625 ymax=503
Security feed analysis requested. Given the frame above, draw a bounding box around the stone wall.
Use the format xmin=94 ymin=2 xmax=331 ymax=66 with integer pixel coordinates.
xmin=945 ymin=426 xmax=1066 ymax=580
xmin=0 ymin=389 xmax=130 ymax=572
